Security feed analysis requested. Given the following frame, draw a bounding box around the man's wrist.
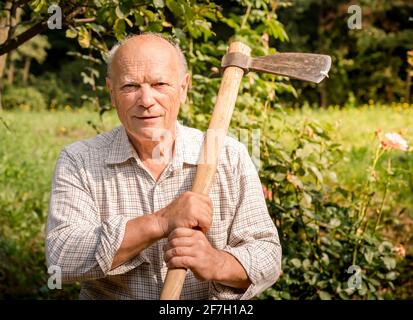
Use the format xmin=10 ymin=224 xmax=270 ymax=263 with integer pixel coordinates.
xmin=211 ymin=250 xmax=251 ymax=290
xmin=211 ymin=250 xmax=229 ymax=283
xmin=151 ymin=209 xmax=168 ymax=239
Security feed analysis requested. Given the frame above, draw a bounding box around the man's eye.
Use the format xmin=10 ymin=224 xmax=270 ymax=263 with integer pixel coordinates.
xmin=153 ymin=82 xmax=167 ymax=88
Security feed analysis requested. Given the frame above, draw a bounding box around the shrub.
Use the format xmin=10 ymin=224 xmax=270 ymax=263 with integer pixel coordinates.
xmin=1 ymin=86 xmax=47 ymax=111
xmin=256 ymin=117 xmax=403 ymax=300
xmin=32 ymin=73 xmax=71 ymax=109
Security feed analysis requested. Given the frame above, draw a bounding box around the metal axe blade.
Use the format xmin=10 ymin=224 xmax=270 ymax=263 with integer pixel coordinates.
xmin=221 ymin=52 xmax=332 ymax=83
xmin=250 ymin=53 xmax=331 ymax=83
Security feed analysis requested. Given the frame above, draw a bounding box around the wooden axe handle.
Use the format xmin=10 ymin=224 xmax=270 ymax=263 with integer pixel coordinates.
xmin=159 ymin=41 xmax=251 ymax=300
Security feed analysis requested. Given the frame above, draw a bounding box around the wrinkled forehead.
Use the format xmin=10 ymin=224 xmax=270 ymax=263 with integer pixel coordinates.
xmin=111 ymin=41 xmax=180 ymax=81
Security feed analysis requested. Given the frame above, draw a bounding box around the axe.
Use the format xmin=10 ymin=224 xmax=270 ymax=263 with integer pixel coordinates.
xmin=160 ymin=41 xmax=331 ymax=300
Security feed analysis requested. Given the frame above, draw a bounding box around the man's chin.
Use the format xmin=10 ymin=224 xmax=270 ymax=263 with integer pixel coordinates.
xmin=130 ymin=126 xmax=173 ymax=142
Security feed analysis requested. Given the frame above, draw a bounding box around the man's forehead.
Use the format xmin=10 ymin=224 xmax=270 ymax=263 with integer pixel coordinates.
xmin=113 ymin=56 xmax=177 ymax=79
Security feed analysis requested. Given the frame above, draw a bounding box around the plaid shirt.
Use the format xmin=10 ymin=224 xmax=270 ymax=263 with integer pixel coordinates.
xmin=45 ymin=122 xmax=281 ymax=300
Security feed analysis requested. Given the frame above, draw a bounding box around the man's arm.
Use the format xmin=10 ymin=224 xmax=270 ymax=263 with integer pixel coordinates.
xmin=214 ymin=250 xmax=251 ymax=289
xmin=46 ymin=149 xmax=213 ymax=281
xmin=209 ymin=143 xmax=282 ymax=299
xmin=110 ymin=215 xmax=162 ymax=270
xmin=46 ymin=149 xmax=155 ymax=281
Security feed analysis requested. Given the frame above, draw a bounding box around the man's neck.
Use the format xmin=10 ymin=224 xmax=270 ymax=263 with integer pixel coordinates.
xmin=128 ymin=134 xmax=176 ymax=181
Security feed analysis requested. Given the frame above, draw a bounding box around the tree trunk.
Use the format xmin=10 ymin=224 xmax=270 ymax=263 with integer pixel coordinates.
xmin=7 ymin=57 xmax=14 ymax=85
xmin=22 ymin=57 xmax=31 ymax=84
xmin=407 ymin=68 xmax=412 ymax=104
xmin=0 ymin=2 xmax=12 ymax=109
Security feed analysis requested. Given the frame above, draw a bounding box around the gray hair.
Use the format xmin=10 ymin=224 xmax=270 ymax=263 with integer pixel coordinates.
xmin=106 ymin=32 xmax=188 ymax=78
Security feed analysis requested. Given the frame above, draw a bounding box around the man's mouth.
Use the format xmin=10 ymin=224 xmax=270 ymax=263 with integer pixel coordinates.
xmin=135 ymin=115 xmax=161 ymax=119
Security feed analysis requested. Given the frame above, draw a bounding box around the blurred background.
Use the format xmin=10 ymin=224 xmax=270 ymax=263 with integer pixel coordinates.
xmin=0 ymin=0 xmax=412 ymax=299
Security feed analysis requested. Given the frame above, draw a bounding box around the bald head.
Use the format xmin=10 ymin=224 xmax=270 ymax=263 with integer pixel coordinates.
xmin=107 ymin=33 xmax=188 ymax=80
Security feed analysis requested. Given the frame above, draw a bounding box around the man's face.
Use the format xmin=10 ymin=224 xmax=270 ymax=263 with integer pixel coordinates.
xmin=106 ymin=36 xmax=189 ymax=143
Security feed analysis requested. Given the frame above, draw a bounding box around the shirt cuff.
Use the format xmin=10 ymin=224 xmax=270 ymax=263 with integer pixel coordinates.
xmin=208 ymin=245 xmax=259 ymax=300
xmin=95 ymin=216 xmax=150 ymax=276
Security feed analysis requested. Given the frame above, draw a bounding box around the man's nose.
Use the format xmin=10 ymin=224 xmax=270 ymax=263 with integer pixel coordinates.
xmin=139 ymin=85 xmax=156 ymax=108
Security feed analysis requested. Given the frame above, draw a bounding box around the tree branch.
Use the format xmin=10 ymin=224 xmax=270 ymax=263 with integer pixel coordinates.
xmin=74 ymin=18 xmax=96 ymax=24
xmin=7 ymin=1 xmax=18 ymax=40
xmin=0 ymin=5 xmax=87 ymax=56
xmin=0 ymin=20 xmax=48 ymax=56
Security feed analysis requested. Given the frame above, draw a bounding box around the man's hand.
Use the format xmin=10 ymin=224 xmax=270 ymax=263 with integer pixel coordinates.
xmin=163 ymin=228 xmax=222 ymax=281
xmin=154 ymin=191 xmax=213 ymax=237
xmin=163 ymin=228 xmax=252 ymax=289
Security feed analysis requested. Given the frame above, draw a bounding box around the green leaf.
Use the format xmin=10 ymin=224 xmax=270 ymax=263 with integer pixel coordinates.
xmin=147 ymin=21 xmax=163 ymax=32
xmin=289 ymin=258 xmax=301 ymax=268
xmin=153 ymin=0 xmax=165 ymax=8
xmin=309 ymin=165 xmax=323 ymax=183
xmin=273 ymin=173 xmax=286 ymax=182
xmin=302 ymin=259 xmax=311 ymax=270
xmin=318 ymin=291 xmax=332 ymax=300
xmin=65 ymin=28 xmax=77 ymax=39
xmin=124 ymin=17 xmax=133 ymax=28
xmin=328 ymin=217 xmax=341 ymax=228
xmin=363 ymin=250 xmax=374 ymax=264
xmin=115 ymin=5 xmax=129 ymax=19
xmin=77 ymin=27 xmax=90 ymax=48
xmin=300 ymin=192 xmax=312 ymax=208
xmin=30 ymin=0 xmax=47 ymax=13
xmin=386 ymin=271 xmax=398 ymax=281
xmin=113 ymin=19 xmax=126 ymax=41
xmin=88 ymin=23 xmax=106 ymax=34
xmin=321 ymin=253 xmax=329 ymax=266
xmin=134 ymin=11 xmax=144 ymax=25
xmin=382 ymin=256 xmax=396 ymax=270
xmin=287 ymin=173 xmax=303 ymax=190
xmin=166 ymin=0 xmax=184 ymax=16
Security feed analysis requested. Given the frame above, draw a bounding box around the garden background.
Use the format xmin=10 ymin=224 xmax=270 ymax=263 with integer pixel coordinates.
xmin=0 ymin=0 xmax=412 ymax=299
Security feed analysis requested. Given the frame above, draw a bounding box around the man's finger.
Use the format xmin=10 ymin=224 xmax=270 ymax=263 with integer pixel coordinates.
xmin=168 ymin=227 xmax=196 ymax=240
xmin=164 ymin=237 xmax=195 ymax=252
xmin=167 ymin=256 xmax=194 ymax=269
xmin=164 ymin=246 xmax=195 ymax=262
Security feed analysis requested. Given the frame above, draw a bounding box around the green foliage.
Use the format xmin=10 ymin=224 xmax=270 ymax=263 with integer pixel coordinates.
xmin=254 ymin=110 xmax=411 ymax=299
xmin=1 ymin=86 xmax=47 ymax=111
xmin=277 ymin=0 xmax=413 ymax=105
xmin=1 ymin=0 xmax=412 ymax=300
xmin=21 ymin=0 xmax=296 ymax=114
xmin=0 ymin=106 xmax=412 ymax=299
xmin=9 ymin=26 xmax=51 ymax=64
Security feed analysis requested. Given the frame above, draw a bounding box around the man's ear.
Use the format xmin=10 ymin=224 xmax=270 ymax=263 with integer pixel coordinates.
xmin=179 ymin=73 xmax=191 ymax=104
xmin=106 ymin=77 xmax=116 ymax=107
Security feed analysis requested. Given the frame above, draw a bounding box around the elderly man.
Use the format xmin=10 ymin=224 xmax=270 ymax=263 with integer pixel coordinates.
xmin=45 ymin=33 xmax=281 ymax=300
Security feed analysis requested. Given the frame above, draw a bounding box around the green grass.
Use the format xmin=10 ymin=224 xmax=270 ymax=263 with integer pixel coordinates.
xmin=0 ymin=106 xmax=412 ymax=299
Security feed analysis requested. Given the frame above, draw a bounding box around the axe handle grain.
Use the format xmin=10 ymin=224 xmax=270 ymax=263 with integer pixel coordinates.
xmin=160 ymin=41 xmax=251 ymax=300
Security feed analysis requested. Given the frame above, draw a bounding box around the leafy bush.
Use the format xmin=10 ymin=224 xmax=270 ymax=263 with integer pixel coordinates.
xmin=254 ymin=116 xmax=405 ymax=299
xmin=1 ymin=86 xmax=47 ymax=111
xmin=32 ymin=73 xmax=71 ymax=109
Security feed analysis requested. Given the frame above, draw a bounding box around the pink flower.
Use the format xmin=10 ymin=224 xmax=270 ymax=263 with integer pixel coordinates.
xmin=393 ymin=244 xmax=406 ymax=258
xmin=262 ymin=185 xmax=273 ymax=201
xmin=380 ymin=132 xmax=408 ymax=151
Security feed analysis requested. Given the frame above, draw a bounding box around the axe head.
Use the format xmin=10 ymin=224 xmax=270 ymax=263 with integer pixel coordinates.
xmin=221 ymin=52 xmax=332 ymax=84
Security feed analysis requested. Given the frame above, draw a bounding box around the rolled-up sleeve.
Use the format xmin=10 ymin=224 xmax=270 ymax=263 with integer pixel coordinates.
xmin=45 ymin=149 xmax=148 ymax=283
xmin=209 ymin=144 xmax=282 ymax=300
